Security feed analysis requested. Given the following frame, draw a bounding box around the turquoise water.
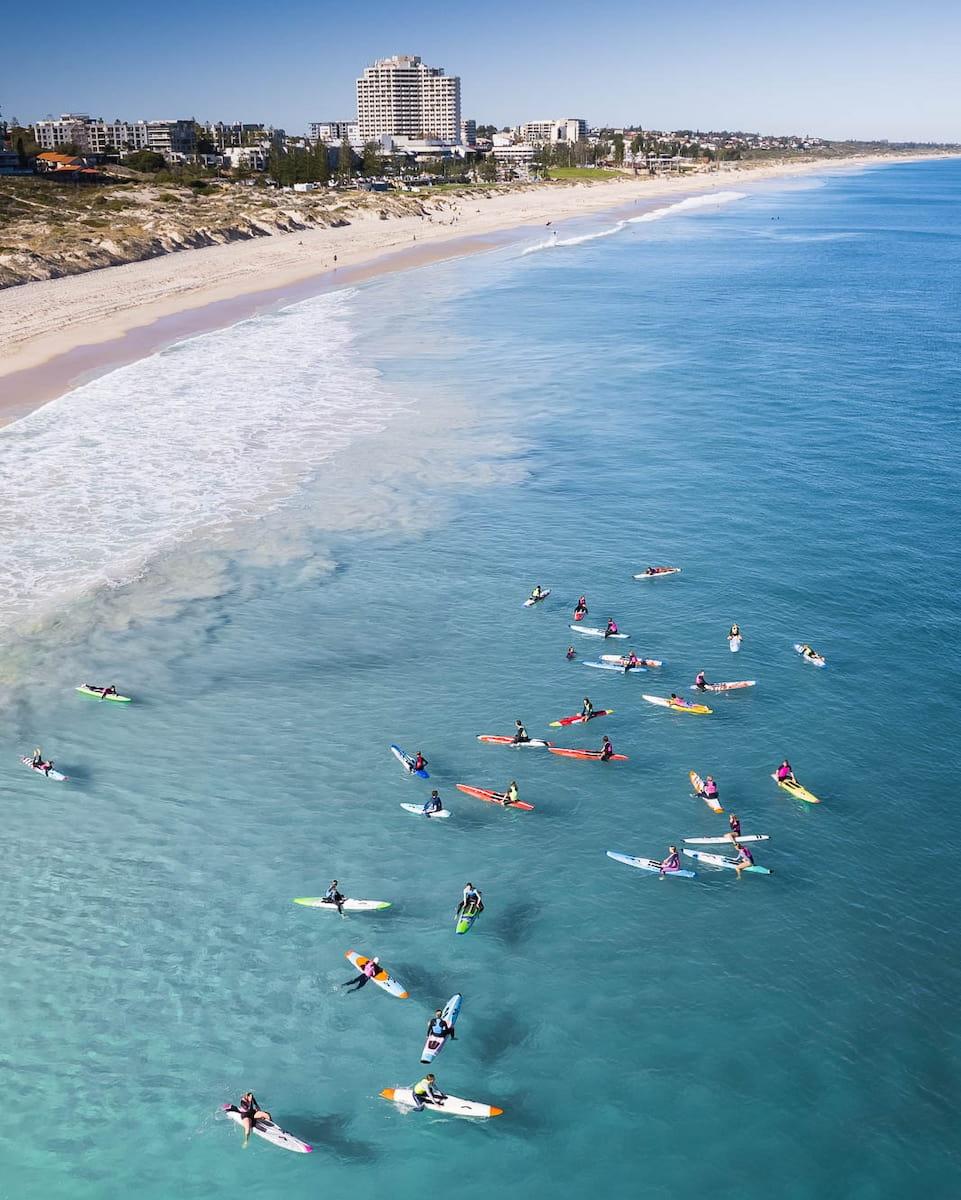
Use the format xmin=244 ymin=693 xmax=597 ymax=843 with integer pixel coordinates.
xmin=1 ymin=160 xmax=960 ymax=1198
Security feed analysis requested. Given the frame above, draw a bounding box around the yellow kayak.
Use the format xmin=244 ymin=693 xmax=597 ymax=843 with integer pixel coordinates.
xmin=643 ymin=694 xmax=712 ymax=715
xmin=771 ymin=773 xmax=820 ymax=804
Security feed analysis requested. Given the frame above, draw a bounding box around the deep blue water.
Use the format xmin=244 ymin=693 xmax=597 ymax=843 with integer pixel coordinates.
xmin=1 ymin=159 xmax=960 ymax=1199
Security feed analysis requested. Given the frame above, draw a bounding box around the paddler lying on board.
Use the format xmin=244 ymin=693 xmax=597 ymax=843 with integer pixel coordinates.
xmin=84 ymin=683 xmax=118 ymax=699
xmin=775 ymin=760 xmax=797 ymax=785
xmin=423 ymin=790 xmax=444 ymax=815
xmin=512 ymin=720 xmax=531 ymax=744
xmin=494 ymin=782 xmax=520 ymax=807
xmin=230 ymin=1092 xmax=271 ymax=1148
xmin=659 ymin=846 xmax=682 ymax=874
xmin=669 ymin=694 xmax=695 ymax=710
xmin=799 ymin=644 xmax=822 ymax=662
xmin=604 ymin=617 xmax=619 ymax=638
xmin=31 ymin=748 xmax=54 ymax=776
xmin=411 ymin=1073 xmax=447 ymax=1111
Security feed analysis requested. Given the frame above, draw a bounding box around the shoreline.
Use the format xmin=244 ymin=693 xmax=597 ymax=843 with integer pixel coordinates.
xmin=0 ymin=153 xmax=953 ymax=421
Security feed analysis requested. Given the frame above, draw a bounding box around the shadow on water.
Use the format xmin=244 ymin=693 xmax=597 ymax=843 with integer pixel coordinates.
xmin=474 ymin=1012 xmax=536 ymax=1067
xmin=488 ymin=901 xmax=542 ymax=948
xmin=291 ymin=1111 xmax=380 ymax=1163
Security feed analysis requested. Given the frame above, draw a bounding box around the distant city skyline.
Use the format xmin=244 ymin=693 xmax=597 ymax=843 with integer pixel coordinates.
xmin=4 ymin=0 xmax=959 ymax=143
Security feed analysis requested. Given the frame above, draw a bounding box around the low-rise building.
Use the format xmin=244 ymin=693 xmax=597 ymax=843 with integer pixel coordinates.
xmin=309 ymin=121 xmax=358 ymax=144
xmin=520 ymin=118 xmax=586 ymax=145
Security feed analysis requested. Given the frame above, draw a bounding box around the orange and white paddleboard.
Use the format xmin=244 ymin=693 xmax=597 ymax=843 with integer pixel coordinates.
xmin=344 ymin=951 xmax=408 ymax=998
xmin=380 ymin=1088 xmax=503 ymax=1117
xmin=690 ymin=770 xmax=723 ymax=813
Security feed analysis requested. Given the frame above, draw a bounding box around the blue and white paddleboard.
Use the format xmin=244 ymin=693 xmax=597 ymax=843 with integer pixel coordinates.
xmin=606 ymin=850 xmax=695 ymax=878
xmin=421 ymin=993 xmax=462 ymax=1063
xmin=583 ymin=660 xmax=647 ymax=673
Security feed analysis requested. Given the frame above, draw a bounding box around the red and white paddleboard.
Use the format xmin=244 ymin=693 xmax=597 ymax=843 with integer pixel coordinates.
xmin=455 ymin=784 xmax=534 ymax=811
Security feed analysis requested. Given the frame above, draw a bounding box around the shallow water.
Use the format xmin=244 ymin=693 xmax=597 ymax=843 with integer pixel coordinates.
xmin=1 ymin=159 xmax=959 ymax=1198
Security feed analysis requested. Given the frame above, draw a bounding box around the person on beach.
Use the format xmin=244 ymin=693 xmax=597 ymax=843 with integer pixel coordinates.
xmin=496 ymin=782 xmax=520 ymax=807
xmin=580 ymin=697 xmax=595 ymax=721
xmin=411 ymin=1073 xmax=446 ymax=1110
xmin=231 ymin=1092 xmax=271 ymax=1148
xmin=322 ymin=880 xmax=346 ymax=915
xmin=426 ymin=1009 xmax=456 ymax=1046
xmin=411 ymin=751 xmax=428 ymax=773
xmin=423 ymin=790 xmax=444 ymax=815
xmin=457 ymin=884 xmax=483 ymax=915
xmin=659 ymin=846 xmax=681 ymax=874
xmin=566 ymin=646 xmax=576 ymax=660
xmin=776 ymin=760 xmax=796 ymax=784
xmin=512 ymin=720 xmax=530 ymax=744
xmin=604 ymin=617 xmax=619 ymax=638
xmin=728 ymin=813 xmax=742 ymax=838
xmin=732 ymin=842 xmax=755 ymax=873
xmin=694 ymin=670 xmax=709 ymax=691
xmin=599 ymin=735 xmax=615 ymax=761
xmin=573 ymin=596 xmax=588 ymax=620
xmin=343 ymin=956 xmax=380 ymax=992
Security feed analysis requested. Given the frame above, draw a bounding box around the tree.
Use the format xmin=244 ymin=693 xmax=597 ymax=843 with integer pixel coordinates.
xmin=478 ymin=154 xmax=498 ymax=182
xmin=53 ymin=141 xmax=84 ymax=156
xmin=361 ymin=140 xmax=384 ymax=177
xmin=337 ymin=136 xmax=354 ymax=182
xmin=310 ymin=138 xmax=331 ymax=183
xmin=124 ymin=149 xmax=166 ymax=172
xmin=613 ymin=133 xmax=625 ymax=166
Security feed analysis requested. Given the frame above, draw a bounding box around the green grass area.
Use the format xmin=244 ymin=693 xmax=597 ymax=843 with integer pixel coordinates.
xmin=548 ymin=167 xmax=618 ymax=180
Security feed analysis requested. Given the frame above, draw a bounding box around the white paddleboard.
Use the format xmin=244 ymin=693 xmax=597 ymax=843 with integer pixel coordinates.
xmin=606 ymin=850 xmax=695 ymax=878
xmin=293 ymin=897 xmax=391 ymax=911
xmin=20 ymin=756 xmax=67 ymax=781
xmin=222 ymin=1105 xmax=312 ymax=1153
xmin=583 ymin=660 xmax=647 ymax=673
xmin=420 ymin=993 xmax=462 ymax=1064
xmin=729 ymin=636 xmax=742 ymax=652
xmin=380 ymin=1088 xmax=502 ymax=1117
xmin=684 ymin=834 xmax=770 ymax=845
xmin=400 ymin=802 xmax=451 ymax=818
xmin=344 ymin=951 xmax=408 ymax=998
xmin=682 ymin=849 xmax=772 ymax=875
xmin=568 ymin=625 xmax=628 ymax=638
xmin=522 ymin=588 xmax=550 ymax=607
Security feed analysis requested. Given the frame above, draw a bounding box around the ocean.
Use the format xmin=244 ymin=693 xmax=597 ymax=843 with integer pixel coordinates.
xmin=1 ymin=159 xmax=959 ymax=1199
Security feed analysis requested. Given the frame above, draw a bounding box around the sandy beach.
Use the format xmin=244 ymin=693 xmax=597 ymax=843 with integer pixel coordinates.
xmin=0 ymin=154 xmax=946 ymax=418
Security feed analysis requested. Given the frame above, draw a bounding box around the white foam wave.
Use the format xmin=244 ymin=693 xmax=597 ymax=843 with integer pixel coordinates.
xmin=0 ymin=291 xmax=406 ymax=638
xmin=522 ymin=221 xmax=627 ymax=255
xmin=628 ymin=191 xmax=747 ymax=223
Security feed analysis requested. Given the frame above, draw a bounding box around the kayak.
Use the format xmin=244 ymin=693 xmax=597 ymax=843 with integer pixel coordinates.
xmin=794 ymin=643 xmax=827 ymax=667
xmin=456 ymin=902 xmax=482 ymax=935
xmin=380 ymin=1088 xmax=502 ymax=1118
xmin=344 ymin=951 xmax=409 ymax=998
xmin=400 ymin=802 xmax=451 ymax=818
xmin=689 ymin=681 xmax=756 ymax=692
xmin=421 ymin=993 xmax=462 ymax=1063
xmin=601 ymin=654 xmax=663 ymax=667
xmin=222 ymin=1105 xmax=312 ymax=1153
xmin=632 ymin=567 xmax=681 ymax=579
xmin=642 ymin=695 xmax=712 ymax=715
xmin=294 ymin=897 xmax=391 ymax=911
xmin=390 ymin=744 xmax=429 ymax=779
xmin=771 ymin=773 xmax=821 ymax=804
xmin=568 ymin=625 xmax=628 ymax=638
xmin=682 ymin=849 xmax=772 ymax=875
xmin=549 ymin=709 xmax=613 ymax=726
xmin=455 ymin=784 xmax=534 ymax=811
xmin=582 ymin=660 xmax=647 ymax=673
xmin=75 ymin=685 xmax=132 ymax=703
xmin=729 ymin=635 xmax=742 ymax=652
xmin=606 ymin=850 xmax=695 ymax=878
xmin=522 ymin=589 xmax=550 ymax=607
xmin=684 ymin=834 xmax=770 ymax=845
xmin=476 ymin=735 xmax=553 ymax=748
xmin=549 ymin=747 xmax=628 ymax=761
xmin=20 ymin=756 xmax=67 ymax=782
xmin=689 ymin=770 xmax=723 ymax=813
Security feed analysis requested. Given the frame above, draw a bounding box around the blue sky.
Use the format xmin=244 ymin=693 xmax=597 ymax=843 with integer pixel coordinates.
xmin=4 ymin=0 xmax=959 ymax=141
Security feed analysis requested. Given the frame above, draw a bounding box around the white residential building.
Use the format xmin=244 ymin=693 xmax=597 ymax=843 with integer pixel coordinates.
xmin=309 ymin=121 xmax=358 ymax=143
xmin=33 ymin=114 xmax=194 ymax=156
xmin=520 ymin=118 xmax=587 ymax=146
xmin=356 ymin=54 xmax=461 ymax=142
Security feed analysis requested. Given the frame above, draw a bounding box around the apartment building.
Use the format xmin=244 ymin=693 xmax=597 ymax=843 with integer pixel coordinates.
xmin=520 ymin=118 xmax=587 ymax=145
xmin=308 ymin=121 xmax=359 ymax=143
xmin=33 ymin=114 xmax=195 ymax=157
xmin=356 ymin=55 xmax=461 ymax=142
